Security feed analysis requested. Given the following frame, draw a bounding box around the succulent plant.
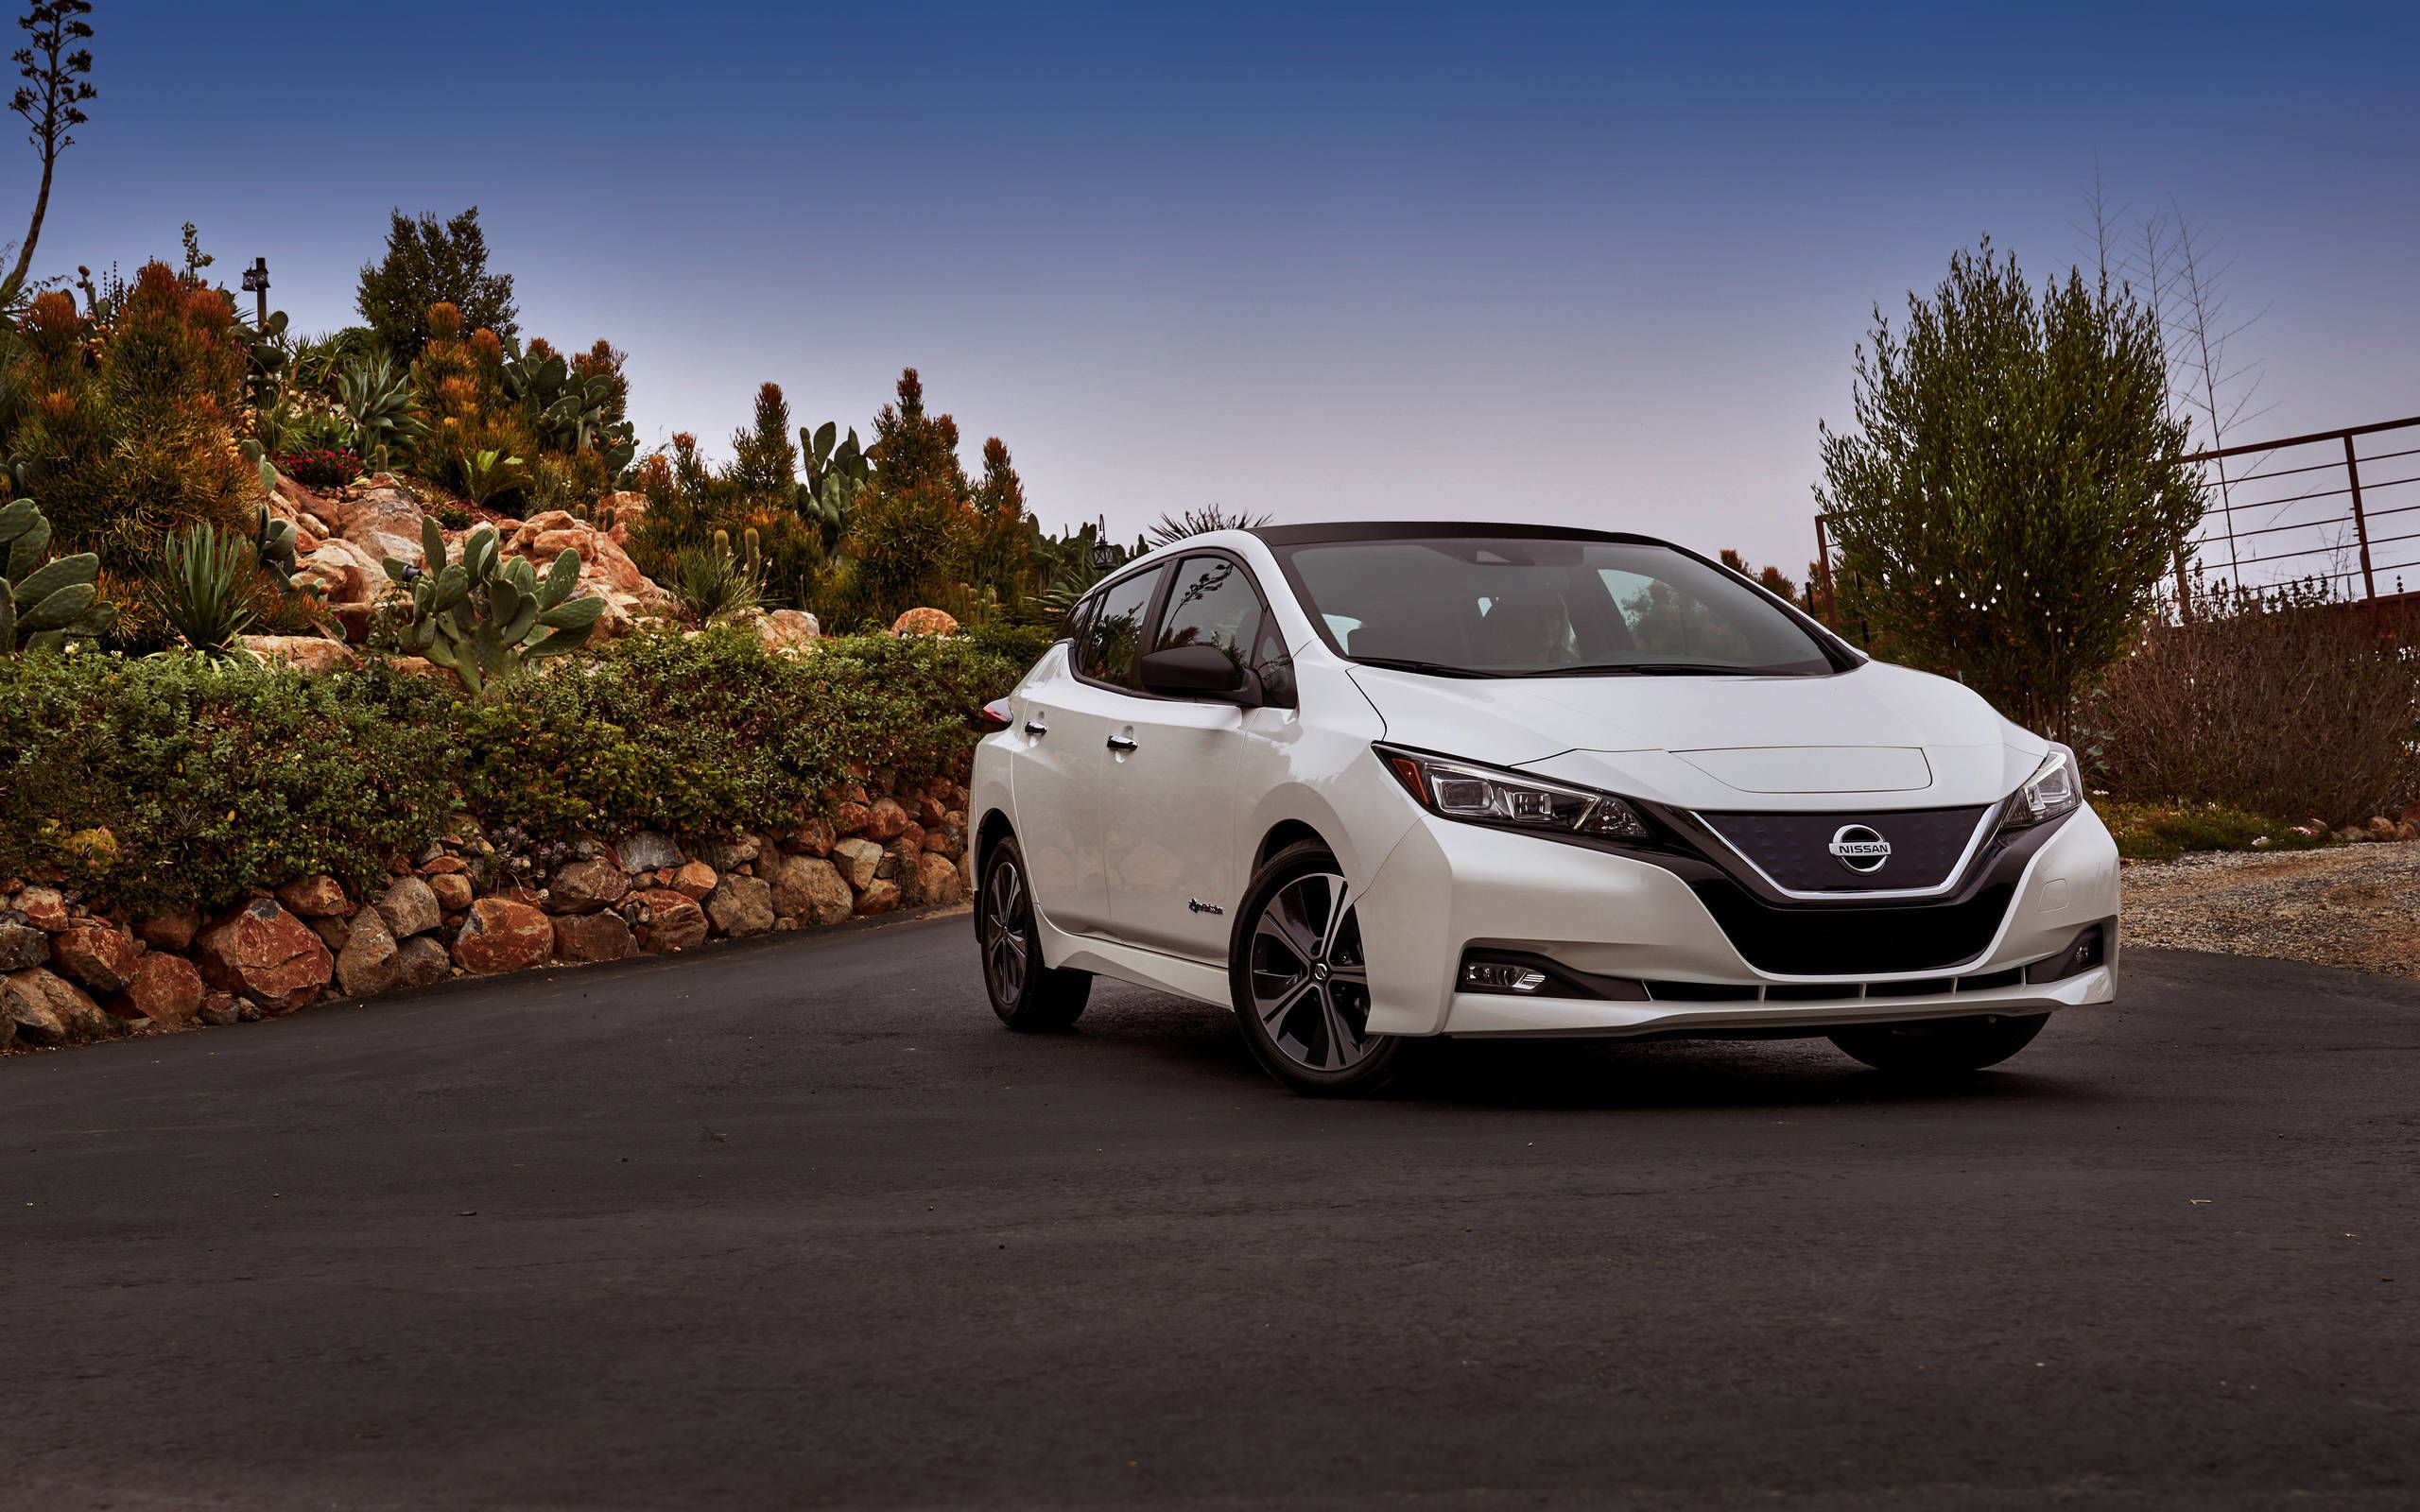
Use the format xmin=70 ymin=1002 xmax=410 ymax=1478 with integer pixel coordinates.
xmin=502 ymin=339 xmax=638 ymax=474
xmin=381 ymin=519 xmax=604 ymax=698
xmin=673 ymin=525 xmax=767 ymax=623
xmin=799 ymin=421 xmax=873 ymax=535
xmin=0 ymin=497 xmax=113 ymax=654
xmin=336 ymin=353 xmax=424 ymax=470
xmin=154 ymin=520 xmax=258 ymax=659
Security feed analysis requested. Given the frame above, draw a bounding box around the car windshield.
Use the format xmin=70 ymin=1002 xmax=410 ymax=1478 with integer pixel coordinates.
xmin=1270 ymin=534 xmax=1839 ymax=678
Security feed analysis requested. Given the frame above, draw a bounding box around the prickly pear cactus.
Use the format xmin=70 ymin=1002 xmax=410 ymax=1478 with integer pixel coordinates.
xmin=0 ymin=497 xmax=113 ymax=655
xmin=381 ymin=518 xmax=605 ymax=698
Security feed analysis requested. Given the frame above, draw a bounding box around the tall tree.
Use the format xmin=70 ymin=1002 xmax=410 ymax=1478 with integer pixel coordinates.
xmin=5 ymin=0 xmax=95 ymax=296
xmin=355 ymin=207 xmax=518 ymax=356
xmin=841 ymin=369 xmax=973 ymax=625
xmin=1815 ymin=239 xmax=2201 ymax=738
xmin=728 ymin=381 xmax=800 ymax=509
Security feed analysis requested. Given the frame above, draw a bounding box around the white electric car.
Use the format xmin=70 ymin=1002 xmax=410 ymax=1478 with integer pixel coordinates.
xmin=970 ymin=523 xmax=2118 ymax=1095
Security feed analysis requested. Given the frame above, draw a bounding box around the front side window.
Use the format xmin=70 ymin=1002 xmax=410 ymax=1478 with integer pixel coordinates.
xmin=1272 ymin=535 xmax=1837 ymax=678
xmin=1156 ymin=553 xmax=1295 ymax=704
xmin=1075 ymin=565 xmax=1164 ymax=688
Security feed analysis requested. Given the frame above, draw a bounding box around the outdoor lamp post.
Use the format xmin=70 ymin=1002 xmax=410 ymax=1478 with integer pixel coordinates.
xmin=1090 ymin=516 xmax=1120 ymax=573
xmin=240 ymin=257 xmax=269 ymax=327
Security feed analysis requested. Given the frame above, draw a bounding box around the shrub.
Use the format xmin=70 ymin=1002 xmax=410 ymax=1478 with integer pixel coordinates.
xmin=2093 ymin=799 xmax=2326 ymax=862
xmin=150 ymin=520 xmax=256 ymax=657
xmin=355 ymin=207 xmax=518 ymax=357
xmin=277 ymin=447 xmax=361 ymax=490
xmin=2089 ymin=585 xmax=2419 ymax=825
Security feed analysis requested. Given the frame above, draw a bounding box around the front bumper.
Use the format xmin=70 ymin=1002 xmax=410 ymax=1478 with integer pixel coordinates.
xmin=1350 ymin=804 xmax=2119 ymax=1038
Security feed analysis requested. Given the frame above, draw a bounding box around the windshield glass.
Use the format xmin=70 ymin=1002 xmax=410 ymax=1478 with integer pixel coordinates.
xmin=1271 ymin=534 xmax=1838 ymax=677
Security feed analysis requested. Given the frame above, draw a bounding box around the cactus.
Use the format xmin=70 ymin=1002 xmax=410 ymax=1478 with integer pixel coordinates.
xmin=502 ymin=338 xmax=638 ymax=473
xmin=381 ymin=519 xmax=605 ymax=698
xmin=799 ymin=421 xmax=873 ymax=536
xmin=0 ymin=498 xmax=113 ymax=655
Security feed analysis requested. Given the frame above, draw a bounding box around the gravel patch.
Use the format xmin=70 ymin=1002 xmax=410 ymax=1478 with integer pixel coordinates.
xmin=2122 ymin=844 xmax=2420 ymax=976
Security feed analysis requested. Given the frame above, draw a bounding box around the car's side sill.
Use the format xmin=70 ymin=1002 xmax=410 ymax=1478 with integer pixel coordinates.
xmin=1032 ymin=918 xmax=1232 ymax=1008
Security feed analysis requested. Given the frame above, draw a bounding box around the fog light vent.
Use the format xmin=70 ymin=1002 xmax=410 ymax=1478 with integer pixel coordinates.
xmin=1461 ymin=961 xmax=1547 ymax=994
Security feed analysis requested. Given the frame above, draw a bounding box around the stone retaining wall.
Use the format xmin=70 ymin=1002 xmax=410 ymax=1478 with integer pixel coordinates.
xmin=0 ymin=776 xmax=972 ymax=1051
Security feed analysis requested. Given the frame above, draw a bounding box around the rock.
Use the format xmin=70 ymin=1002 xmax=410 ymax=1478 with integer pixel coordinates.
xmin=239 ymin=635 xmax=359 ymax=676
xmin=768 ymin=855 xmax=854 ymax=927
xmin=428 ymin=872 xmax=475 ymax=913
xmin=197 ymin=991 xmax=241 ymax=1026
xmin=2400 ymin=821 xmax=2420 ymax=843
xmin=831 ymin=837 xmax=884 ymax=892
xmin=921 ymin=825 xmax=956 ymax=855
xmin=2335 ymin=825 xmax=2369 ymax=844
xmin=121 ymin=953 xmax=205 ymax=1026
xmin=704 ymin=874 xmax=775 ymax=937
xmin=668 ymin=861 xmax=718 ymax=901
xmin=552 ymin=911 xmax=637 ymax=963
xmin=2366 ymin=816 xmax=2398 ymax=842
xmin=916 ymin=792 xmax=947 ymax=826
xmin=5 ymin=967 xmax=114 ymax=1042
xmin=135 ymin=910 xmax=200 ymax=951
xmin=791 ymin=817 xmax=835 ymax=858
xmin=421 ymin=855 xmax=468 ymax=875
xmin=308 ymin=915 xmax=352 ymax=952
xmin=957 ymin=849 xmax=977 ymax=895
xmin=627 ymin=889 xmax=708 ymax=954
xmin=855 ymin=879 xmax=901 ymax=916
xmin=0 ymin=920 xmax=48 ymax=971
xmin=335 ymin=906 xmax=401 ymax=996
xmin=617 ymin=831 xmax=683 ymax=871
xmin=452 ymin=898 xmax=554 ymax=975
xmin=890 ymin=607 xmax=959 ymax=637
xmin=916 ymin=851 xmax=965 ymax=904
xmin=291 ymin=535 xmax=386 ymax=604
xmin=756 ymin=609 xmax=819 ymax=652
xmin=16 ymin=884 xmax=68 ymax=931
xmin=54 ymin=923 xmax=141 ymax=993
xmin=331 ymin=483 xmax=430 ymax=566
xmin=873 ymin=843 xmax=905 ymax=882
xmin=392 ymin=936 xmax=453 ymax=988
xmin=375 ymin=875 xmax=442 ymax=938
xmin=699 ymin=833 xmax=760 ymax=871
xmin=196 ymin=899 xmax=334 ymax=1013
xmin=863 ymin=798 xmax=910 ymax=843
xmin=275 ymin=874 xmax=351 ymax=918
xmin=833 ymin=800 xmax=872 ymax=836
xmin=547 ymin=858 xmax=630 ymax=914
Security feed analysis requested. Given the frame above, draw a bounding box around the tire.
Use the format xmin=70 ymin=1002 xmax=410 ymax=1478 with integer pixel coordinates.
xmin=977 ymin=834 xmax=1091 ymax=1031
xmin=1227 ymin=839 xmax=1415 ymax=1096
xmin=1827 ymin=1012 xmax=2048 ymax=1074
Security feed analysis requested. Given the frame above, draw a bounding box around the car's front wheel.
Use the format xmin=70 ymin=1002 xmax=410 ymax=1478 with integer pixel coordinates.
xmin=1827 ymin=1012 xmax=2048 ymax=1074
xmin=977 ymin=834 xmax=1091 ymax=1031
xmin=1228 ymin=839 xmax=1414 ymax=1096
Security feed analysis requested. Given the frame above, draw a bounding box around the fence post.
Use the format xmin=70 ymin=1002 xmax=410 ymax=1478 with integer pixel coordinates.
xmin=2346 ymin=435 xmax=2377 ymax=604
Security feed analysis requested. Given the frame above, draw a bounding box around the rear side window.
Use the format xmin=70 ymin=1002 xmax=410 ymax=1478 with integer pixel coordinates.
xmin=1076 ymin=566 xmax=1165 ymax=688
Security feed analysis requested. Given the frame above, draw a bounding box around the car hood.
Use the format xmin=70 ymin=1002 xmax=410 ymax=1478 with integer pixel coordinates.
xmin=1345 ymin=660 xmax=2044 ymax=811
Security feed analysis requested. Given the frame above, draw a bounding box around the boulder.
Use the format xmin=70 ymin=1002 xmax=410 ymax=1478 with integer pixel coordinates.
xmin=375 ymin=875 xmax=442 ymax=938
xmin=15 ymin=884 xmax=69 ymax=931
xmin=333 ymin=483 xmax=430 ymax=566
xmin=4 ymin=968 xmax=108 ymax=1044
xmin=552 ymin=911 xmax=637 ymax=963
xmin=428 ymin=872 xmax=475 ymax=913
xmin=196 ymin=899 xmax=334 ymax=1013
xmin=890 ymin=607 xmax=959 ymax=637
xmin=2366 ymin=816 xmax=2398 ymax=842
xmin=240 ymin=635 xmax=359 ymax=676
xmin=863 ymin=798 xmax=910 ymax=842
xmin=308 ymin=915 xmax=352 ymax=952
xmin=916 ymin=851 xmax=965 ymax=905
xmin=135 ymin=909 xmax=200 ymax=951
xmin=756 ymin=609 xmax=819 ymax=652
xmin=769 ymin=855 xmax=854 ymax=927
xmin=617 ymin=831 xmax=683 ymax=871
xmin=0 ymin=920 xmax=48 ymax=971
xmin=392 ymin=936 xmax=454 ymax=988
xmin=547 ymin=858 xmax=630 ymax=914
xmin=668 ymin=861 xmax=718 ymax=901
xmin=627 ymin=889 xmax=708 ymax=954
xmin=121 ymin=953 xmax=205 ymax=1026
xmin=452 ymin=898 xmax=554 ymax=975
xmin=54 ymin=923 xmax=141 ymax=993
xmin=956 ymin=849 xmax=977 ymax=896
xmin=791 ymin=817 xmax=835 ymax=858
xmin=275 ymin=874 xmax=351 ymax=918
xmin=831 ymin=837 xmax=884 ymax=892
xmin=699 ymin=833 xmax=760 ymax=871
xmin=335 ymin=906 xmax=402 ymax=996
xmin=855 ymin=879 xmax=901 ymax=916
xmin=833 ymin=800 xmax=872 ymax=836
xmin=704 ymin=874 xmax=774 ymax=937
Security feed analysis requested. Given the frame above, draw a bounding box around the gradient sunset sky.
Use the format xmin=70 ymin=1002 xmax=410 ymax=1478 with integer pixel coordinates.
xmin=33 ymin=2 xmax=2418 ymax=570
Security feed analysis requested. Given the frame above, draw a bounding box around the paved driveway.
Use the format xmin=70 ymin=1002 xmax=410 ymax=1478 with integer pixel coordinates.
xmin=4 ymin=915 xmax=2415 ymax=1509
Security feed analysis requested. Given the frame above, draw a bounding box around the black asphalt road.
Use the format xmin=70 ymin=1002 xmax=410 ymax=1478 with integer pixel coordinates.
xmin=4 ymin=917 xmax=2416 ymax=1510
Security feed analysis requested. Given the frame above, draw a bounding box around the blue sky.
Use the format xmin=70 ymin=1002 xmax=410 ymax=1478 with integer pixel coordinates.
xmin=28 ymin=2 xmax=2419 ymax=570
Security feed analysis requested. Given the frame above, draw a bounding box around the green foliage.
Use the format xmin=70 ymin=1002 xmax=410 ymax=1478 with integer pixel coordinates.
xmin=502 ymin=335 xmax=634 ymax=473
xmin=1145 ymin=504 xmax=1270 ymax=550
xmin=673 ymin=525 xmax=766 ymax=623
xmin=835 ymin=368 xmax=974 ymax=627
xmin=335 ymin=352 xmax=424 ymax=469
xmin=0 ymin=494 xmax=110 ymax=653
xmin=355 ymin=207 xmax=518 ymax=357
xmin=0 ymin=650 xmax=458 ymax=914
xmin=2093 ymin=799 xmax=2326 ymax=862
xmin=380 ymin=519 xmax=602 ymax=698
xmin=1816 ymin=239 xmax=2202 ymax=736
xmin=458 ymin=447 xmax=527 ymax=511
xmin=800 ymin=416 xmax=873 ymax=544
xmin=151 ymin=519 xmax=256 ymax=658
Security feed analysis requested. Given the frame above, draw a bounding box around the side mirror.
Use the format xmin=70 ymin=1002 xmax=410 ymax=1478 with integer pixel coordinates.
xmin=1138 ymin=644 xmax=1260 ymax=705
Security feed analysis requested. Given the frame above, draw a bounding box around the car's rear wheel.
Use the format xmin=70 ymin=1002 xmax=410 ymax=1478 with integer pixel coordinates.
xmin=1827 ymin=1012 xmax=2048 ymax=1073
xmin=1229 ymin=839 xmax=1413 ymax=1096
xmin=977 ymin=834 xmax=1091 ymax=1031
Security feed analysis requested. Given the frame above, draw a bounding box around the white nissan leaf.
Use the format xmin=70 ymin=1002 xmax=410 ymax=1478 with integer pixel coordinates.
xmin=970 ymin=524 xmax=2118 ymax=1095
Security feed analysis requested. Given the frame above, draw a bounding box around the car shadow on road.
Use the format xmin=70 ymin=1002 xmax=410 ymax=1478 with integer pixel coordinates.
xmin=1071 ymin=986 xmax=2109 ymax=1114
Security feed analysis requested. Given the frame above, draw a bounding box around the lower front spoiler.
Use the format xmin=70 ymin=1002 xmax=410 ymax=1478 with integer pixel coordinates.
xmin=1439 ymin=965 xmax=2114 ymax=1039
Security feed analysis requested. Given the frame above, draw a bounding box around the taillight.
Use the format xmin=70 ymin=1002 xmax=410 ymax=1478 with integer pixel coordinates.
xmin=978 ymin=698 xmax=1014 ymax=730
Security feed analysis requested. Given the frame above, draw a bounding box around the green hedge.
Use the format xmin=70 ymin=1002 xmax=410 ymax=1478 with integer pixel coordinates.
xmin=0 ymin=628 xmax=1035 ymax=915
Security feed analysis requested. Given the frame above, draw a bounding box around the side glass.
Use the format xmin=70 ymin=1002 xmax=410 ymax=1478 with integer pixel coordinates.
xmin=1076 ymin=566 xmax=1165 ymax=689
xmin=1157 ymin=554 xmax=1293 ymax=705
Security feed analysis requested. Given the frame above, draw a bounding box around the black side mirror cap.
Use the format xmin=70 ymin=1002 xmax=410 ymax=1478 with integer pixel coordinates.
xmin=1138 ymin=644 xmax=1260 ymax=705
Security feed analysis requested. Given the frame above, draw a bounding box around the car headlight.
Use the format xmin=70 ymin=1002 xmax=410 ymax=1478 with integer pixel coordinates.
xmin=1376 ymin=745 xmax=1650 ymax=840
xmin=2000 ymin=743 xmax=2082 ymax=829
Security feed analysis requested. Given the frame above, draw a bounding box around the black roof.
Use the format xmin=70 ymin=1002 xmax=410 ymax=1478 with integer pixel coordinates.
xmin=1249 ymin=521 xmax=1675 ymax=548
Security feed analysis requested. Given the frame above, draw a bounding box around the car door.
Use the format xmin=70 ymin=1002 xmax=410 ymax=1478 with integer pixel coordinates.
xmin=1011 ymin=564 xmax=1166 ymax=938
xmin=1104 ymin=552 xmax=1296 ymax=960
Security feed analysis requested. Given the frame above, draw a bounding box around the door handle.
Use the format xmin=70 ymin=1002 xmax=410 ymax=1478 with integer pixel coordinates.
xmin=1023 ymin=719 xmax=1047 ymax=737
xmin=1106 ymin=734 xmax=1138 ymax=752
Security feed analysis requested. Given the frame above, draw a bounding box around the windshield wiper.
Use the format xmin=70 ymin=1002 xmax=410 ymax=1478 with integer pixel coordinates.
xmin=1511 ymin=662 xmax=1769 ymax=678
xmin=1348 ymin=656 xmax=1495 ymax=679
